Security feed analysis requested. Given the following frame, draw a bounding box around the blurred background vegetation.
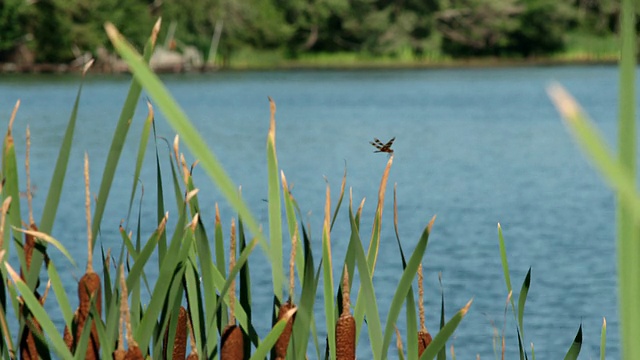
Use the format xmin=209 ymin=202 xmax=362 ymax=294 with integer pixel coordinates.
xmin=0 ymin=0 xmax=624 ymax=69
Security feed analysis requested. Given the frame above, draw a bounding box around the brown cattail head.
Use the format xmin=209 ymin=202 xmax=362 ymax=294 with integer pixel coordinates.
xmin=274 ymin=300 xmax=297 ymax=359
xmin=123 ymin=346 xmax=144 ymax=360
xmin=418 ymin=330 xmax=433 ymax=356
xmin=78 ymin=272 xmax=102 ymax=316
xmin=335 ymin=313 xmax=356 ymax=360
xmin=335 ymin=266 xmax=355 ymax=360
xmin=220 ymin=325 xmax=243 ymax=360
xmin=163 ymin=306 xmax=188 ymax=360
xmin=19 ymin=316 xmax=41 ymax=360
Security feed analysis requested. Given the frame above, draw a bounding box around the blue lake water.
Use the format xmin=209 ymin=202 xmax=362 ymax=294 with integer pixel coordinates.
xmin=0 ymin=66 xmax=620 ymax=358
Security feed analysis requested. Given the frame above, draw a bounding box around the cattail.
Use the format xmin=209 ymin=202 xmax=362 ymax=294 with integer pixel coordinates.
xmin=65 ymin=153 xmax=101 ymax=359
xmin=220 ymin=325 xmax=243 ymax=360
xmin=163 ymin=306 xmax=188 ymax=360
xmin=220 ymin=218 xmax=243 ymax=360
xmin=335 ymin=266 xmax=355 ymax=360
xmin=417 ymin=263 xmax=432 ymax=356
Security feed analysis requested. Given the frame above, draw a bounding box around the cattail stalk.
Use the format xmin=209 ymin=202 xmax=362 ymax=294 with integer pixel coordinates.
xmin=417 ymin=263 xmax=432 ymax=356
xmin=221 ymin=218 xmax=243 ymax=360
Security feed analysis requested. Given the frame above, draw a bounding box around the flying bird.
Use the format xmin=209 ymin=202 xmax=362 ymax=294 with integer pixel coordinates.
xmin=370 ymin=137 xmax=395 ymax=154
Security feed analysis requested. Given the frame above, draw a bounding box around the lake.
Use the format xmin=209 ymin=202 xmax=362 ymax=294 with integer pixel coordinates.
xmin=0 ymin=66 xmax=620 ymax=358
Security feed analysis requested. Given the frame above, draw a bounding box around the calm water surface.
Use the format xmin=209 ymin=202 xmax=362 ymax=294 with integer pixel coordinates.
xmin=0 ymin=66 xmax=620 ymax=358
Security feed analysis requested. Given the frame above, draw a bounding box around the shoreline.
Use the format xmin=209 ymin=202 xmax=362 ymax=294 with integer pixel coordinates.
xmin=0 ymin=56 xmax=619 ymax=75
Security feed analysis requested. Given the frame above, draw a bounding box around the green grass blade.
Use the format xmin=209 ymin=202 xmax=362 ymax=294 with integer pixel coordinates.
xmin=266 ymin=97 xmax=284 ymax=301
xmin=125 ymin=101 xmax=154 ymax=226
xmin=12 ymin=227 xmax=76 ymax=268
xmin=563 ymin=324 xmax=582 ymax=360
xmin=91 ymin=20 xmax=159 ymax=248
xmin=105 ymin=22 xmax=269 ymax=261
xmin=405 ymin=284 xmax=419 ymax=360
xmin=4 ymin=263 xmax=73 ymax=359
xmin=3 ymin=118 xmax=24 ymax=270
xmin=547 ymin=85 xmax=640 ymax=219
xmin=349 ymin=206 xmax=382 ymax=358
xmin=600 ymin=317 xmax=606 ymax=360
xmin=292 ymin=220 xmax=320 ymax=360
xmin=184 ymin=257 xmax=205 ymax=357
xmin=618 ymin=1 xmax=638 ymax=358
xmin=46 ymin=259 xmax=73 ymax=329
xmin=517 ymin=268 xmax=531 ymax=339
xmin=133 ymin=210 xmax=191 ymax=353
xmin=330 ymin=164 xmax=347 ymax=231
xmin=419 ymin=300 xmax=473 ymax=360
xmin=40 ymin=61 xmax=92 ymax=233
xmin=380 ymin=216 xmax=435 ymax=357
xmin=437 ymin=273 xmax=446 ymax=360
xmin=497 ymin=224 xmax=514 ymax=307
xmin=281 ymin=172 xmax=305 ymax=288
xmin=152 ymin=123 xmax=168 ymax=262
xmin=320 ymin=183 xmax=336 ymax=360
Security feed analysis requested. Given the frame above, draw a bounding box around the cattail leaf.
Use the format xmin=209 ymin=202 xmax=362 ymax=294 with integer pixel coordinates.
xmin=133 ymin=212 xmax=191 ymax=353
xmin=330 ymin=164 xmax=347 ymax=231
xmin=292 ymin=221 xmax=320 ymax=360
xmin=420 ymin=300 xmax=472 ymax=360
xmin=192 ymin=218 xmax=217 ymax=353
xmin=5 ymin=263 xmax=73 ymax=359
xmin=266 ymin=97 xmax=284 ymax=302
xmin=321 ymin=183 xmax=336 ymax=360
xmin=437 ymin=274 xmax=446 ymax=360
xmin=517 ymin=268 xmax=531 ymax=338
xmin=349 ymin=206 xmax=382 ymax=357
xmin=563 ymin=324 xmax=582 ymax=360
xmin=3 ymin=118 xmax=25 ymax=270
xmin=281 ymin=172 xmax=305 ymax=288
xmin=213 ymin=205 xmax=228 ymax=329
xmin=406 ymin=289 xmax=419 ymax=360
xmin=46 ymin=259 xmax=74 ymax=330
xmin=184 ymin=255 xmax=205 ymax=357
xmin=125 ymin=102 xmax=154 ymax=226
xmin=149 ymin=123 xmax=168 ymax=264
xmin=90 ymin=21 xmax=159 ymax=249
xmin=12 ymin=228 xmax=75 ymax=268
xmin=600 ymin=317 xmax=606 ymax=360
xmin=381 ymin=216 xmax=434 ymax=356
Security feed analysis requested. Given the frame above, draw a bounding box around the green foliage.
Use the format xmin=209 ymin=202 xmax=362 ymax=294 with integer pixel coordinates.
xmin=0 ymin=0 xmax=627 ymax=65
xmin=0 ymin=0 xmax=31 ymax=55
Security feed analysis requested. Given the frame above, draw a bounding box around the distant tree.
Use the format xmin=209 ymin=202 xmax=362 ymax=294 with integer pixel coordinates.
xmin=436 ymin=0 xmax=522 ymax=56
xmin=572 ymin=0 xmax=618 ymax=35
xmin=0 ymin=0 xmax=32 ymax=60
xmin=31 ymin=0 xmax=75 ymax=62
xmin=507 ymin=0 xmax=574 ymax=56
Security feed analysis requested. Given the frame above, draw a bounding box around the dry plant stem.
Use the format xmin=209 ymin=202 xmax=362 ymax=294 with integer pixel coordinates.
xmin=417 ymin=263 xmax=432 ymax=355
xmin=26 ymin=126 xmax=34 ymax=225
xmin=289 ymin=225 xmax=297 ymax=300
xmin=114 ymin=265 xmax=127 ymax=360
xmin=0 ymin=197 xmax=10 ymax=249
xmin=8 ymin=100 xmax=19 ymax=134
xmin=335 ymin=266 xmax=355 ymax=360
xmin=228 ymin=218 xmax=236 ymax=325
xmin=220 ymin=218 xmax=243 ymax=359
xmin=84 ymin=152 xmax=93 ymax=273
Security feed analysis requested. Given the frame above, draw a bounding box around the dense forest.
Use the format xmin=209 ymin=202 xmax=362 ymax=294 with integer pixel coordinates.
xmin=0 ymin=0 xmax=622 ymax=68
